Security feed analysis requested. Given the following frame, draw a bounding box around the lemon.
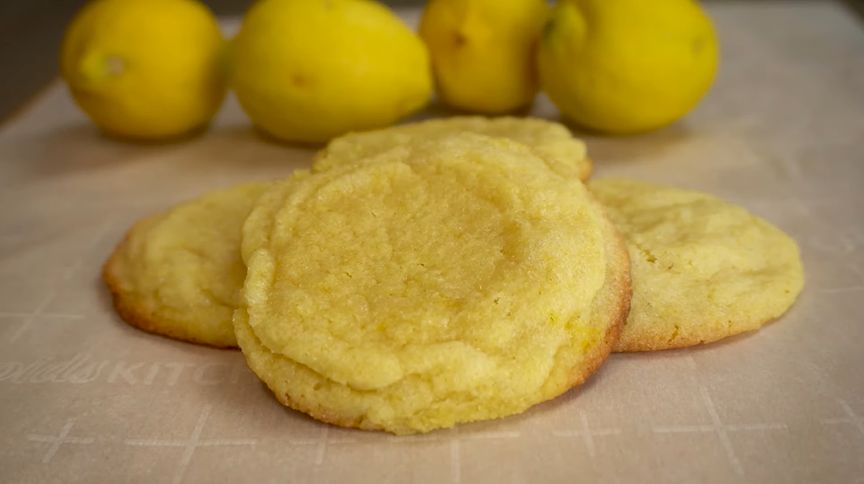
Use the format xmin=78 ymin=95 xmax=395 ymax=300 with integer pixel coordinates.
xmin=228 ymin=0 xmax=433 ymax=144
xmin=537 ymin=0 xmax=718 ymax=135
xmin=418 ymin=0 xmax=548 ymax=114
xmin=60 ymin=0 xmax=227 ymax=141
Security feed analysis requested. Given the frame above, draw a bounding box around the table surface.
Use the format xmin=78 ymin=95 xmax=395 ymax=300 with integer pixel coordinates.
xmin=1 ymin=3 xmax=863 ymax=484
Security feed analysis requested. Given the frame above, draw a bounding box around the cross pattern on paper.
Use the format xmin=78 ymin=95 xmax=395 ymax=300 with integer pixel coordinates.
xmin=0 ymin=234 xmax=24 ymax=244
xmin=27 ymin=420 xmax=95 ymax=463
xmin=773 ymin=148 xmax=803 ymax=181
xmin=810 ymin=225 xmax=864 ymax=253
xmin=822 ymin=264 xmax=864 ymax=294
xmin=820 ymin=399 xmax=864 ymax=439
xmin=125 ymin=405 xmax=257 ymax=484
xmin=552 ymin=412 xmax=621 ymax=457
xmin=391 ymin=428 xmax=521 ymax=483
xmin=6 ymin=217 xmax=114 ymax=343
xmin=791 ymin=198 xmax=812 ymax=219
xmin=6 ymin=289 xmax=68 ymax=343
xmin=653 ymin=386 xmax=787 ymax=476
xmin=685 ymin=353 xmax=699 ymax=370
xmin=287 ymin=426 xmax=356 ymax=466
xmin=0 ymin=312 xmax=82 ymax=319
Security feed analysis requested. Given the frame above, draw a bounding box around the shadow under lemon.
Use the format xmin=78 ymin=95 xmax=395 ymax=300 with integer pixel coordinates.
xmin=4 ymin=121 xmax=317 ymax=186
xmin=180 ymin=125 xmax=316 ymax=174
xmin=412 ymin=94 xmax=698 ymax=173
xmin=563 ymin=117 xmax=697 ymax=169
xmin=1 ymin=123 xmax=179 ymax=185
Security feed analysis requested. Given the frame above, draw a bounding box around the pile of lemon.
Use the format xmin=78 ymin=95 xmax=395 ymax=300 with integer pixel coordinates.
xmin=59 ymin=0 xmax=718 ymax=144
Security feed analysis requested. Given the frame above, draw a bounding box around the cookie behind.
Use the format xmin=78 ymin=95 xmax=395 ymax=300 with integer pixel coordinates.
xmin=313 ymin=115 xmax=592 ymax=180
xmin=103 ymin=182 xmax=268 ymax=348
xmin=588 ymin=178 xmax=804 ymax=352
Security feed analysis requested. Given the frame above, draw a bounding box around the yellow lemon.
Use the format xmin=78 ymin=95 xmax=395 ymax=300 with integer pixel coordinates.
xmin=60 ymin=0 xmax=227 ymax=141
xmin=418 ymin=0 xmax=548 ymax=114
xmin=537 ymin=0 xmax=719 ymax=135
xmin=228 ymin=0 xmax=433 ymax=144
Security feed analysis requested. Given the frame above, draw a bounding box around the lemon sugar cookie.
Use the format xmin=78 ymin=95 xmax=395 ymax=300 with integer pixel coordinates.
xmin=103 ymin=181 xmax=269 ymax=348
xmin=313 ymin=116 xmax=592 ymax=180
xmin=236 ymin=133 xmax=629 ymax=435
xmin=588 ymin=178 xmax=804 ymax=352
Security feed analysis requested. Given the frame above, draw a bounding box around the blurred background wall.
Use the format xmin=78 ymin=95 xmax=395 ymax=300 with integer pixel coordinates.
xmin=1 ymin=0 xmax=862 ymax=122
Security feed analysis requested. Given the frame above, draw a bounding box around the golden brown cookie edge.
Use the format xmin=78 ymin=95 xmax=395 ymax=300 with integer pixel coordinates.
xmin=101 ymin=218 xmax=239 ymax=350
xmin=565 ymin=194 xmax=630 ymax=388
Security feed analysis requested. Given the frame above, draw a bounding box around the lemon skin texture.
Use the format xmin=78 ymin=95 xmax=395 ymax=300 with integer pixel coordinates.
xmin=60 ymin=0 xmax=228 ymax=141
xmin=228 ymin=0 xmax=434 ymax=144
xmin=538 ymin=0 xmax=719 ymax=135
xmin=419 ymin=0 xmax=549 ymax=114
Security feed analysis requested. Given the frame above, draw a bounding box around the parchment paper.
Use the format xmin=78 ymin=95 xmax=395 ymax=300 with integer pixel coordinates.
xmin=1 ymin=3 xmax=863 ymax=483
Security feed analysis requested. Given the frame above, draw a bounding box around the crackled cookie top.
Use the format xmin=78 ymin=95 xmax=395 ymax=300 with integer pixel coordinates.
xmin=104 ymin=181 xmax=268 ymax=348
xmin=589 ymin=177 xmax=804 ymax=352
xmin=237 ymin=133 xmax=623 ymax=434
xmin=313 ymin=115 xmax=591 ymax=180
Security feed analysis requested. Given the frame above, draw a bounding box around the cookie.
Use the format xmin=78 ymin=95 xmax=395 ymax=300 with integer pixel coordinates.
xmin=103 ymin=181 xmax=269 ymax=348
xmin=235 ymin=133 xmax=629 ymax=435
xmin=587 ymin=178 xmax=804 ymax=352
xmin=313 ymin=115 xmax=592 ymax=180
